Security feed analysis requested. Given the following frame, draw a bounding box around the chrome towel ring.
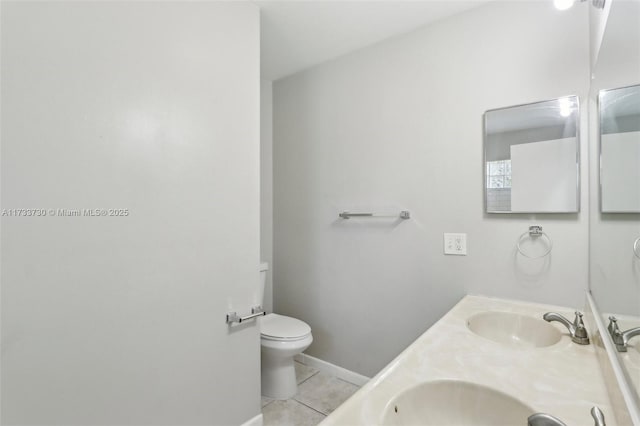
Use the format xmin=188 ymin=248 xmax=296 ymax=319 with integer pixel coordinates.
xmin=517 ymin=226 xmax=553 ymax=259
xmin=634 ymin=237 xmax=640 ymax=259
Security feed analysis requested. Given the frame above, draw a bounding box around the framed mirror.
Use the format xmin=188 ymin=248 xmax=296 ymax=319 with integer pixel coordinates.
xmin=599 ymin=84 xmax=640 ymax=213
xmin=484 ymin=96 xmax=580 ymax=213
xmin=589 ymin=0 xmax=640 ymax=411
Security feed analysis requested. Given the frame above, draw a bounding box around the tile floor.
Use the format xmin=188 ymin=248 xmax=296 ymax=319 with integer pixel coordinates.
xmin=262 ymin=362 xmax=360 ymax=426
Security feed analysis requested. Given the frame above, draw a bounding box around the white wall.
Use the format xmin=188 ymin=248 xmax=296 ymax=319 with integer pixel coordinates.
xmin=1 ymin=2 xmax=261 ymax=425
xmin=261 ymin=80 xmax=274 ymax=312
xmin=273 ymin=1 xmax=590 ymax=377
xmin=589 ymin=0 xmax=613 ymax=68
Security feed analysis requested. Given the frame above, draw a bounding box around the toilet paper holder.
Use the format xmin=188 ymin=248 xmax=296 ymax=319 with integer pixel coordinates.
xmin=226 ymin=306 xmax=265 ymax=324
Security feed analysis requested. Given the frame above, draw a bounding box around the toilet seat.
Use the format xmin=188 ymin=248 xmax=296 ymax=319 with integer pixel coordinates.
xmin=260 ymin=313 xmax=311 ymax=341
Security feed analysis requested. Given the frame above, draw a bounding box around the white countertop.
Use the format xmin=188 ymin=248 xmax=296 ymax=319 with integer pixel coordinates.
xmin=321 ymin=295 xmax=616 ymax=426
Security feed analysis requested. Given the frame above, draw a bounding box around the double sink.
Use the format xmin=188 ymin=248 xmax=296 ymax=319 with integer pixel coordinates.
xmin=320 ymin=296 xmax=614 ymax=426
xmin=382 ymin=312 xmax=565 ymax=426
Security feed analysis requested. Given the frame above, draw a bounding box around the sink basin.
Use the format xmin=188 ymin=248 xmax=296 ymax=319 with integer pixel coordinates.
xmin=381 ymin=380 xmax=534 ymax=426
xmin=467 ymin=311 xmax=562 ymax=348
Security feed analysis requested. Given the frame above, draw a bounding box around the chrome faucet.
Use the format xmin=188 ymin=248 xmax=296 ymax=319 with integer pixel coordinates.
xmin=608 ymin=316 xmax=640 ymax=352
xmin=591 ymin=407 xmax=606 ymax=426
xmin=527 ymin=407 xmax=605 ymax=426
xmin=543 ymin=311 xmax=590 ymax=345
xmin=527 ymin=412 xmax=566 ymax=426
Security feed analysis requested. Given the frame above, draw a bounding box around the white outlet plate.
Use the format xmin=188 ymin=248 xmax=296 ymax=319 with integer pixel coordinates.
xmin=444 ymin=233 xmax=467 ymax=255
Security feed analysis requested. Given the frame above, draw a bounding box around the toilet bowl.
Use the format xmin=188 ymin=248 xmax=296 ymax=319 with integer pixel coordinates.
xmin=260 ymin=313 xmax=313 ymax=399
xmin=259 ymin=263 xmax=313 ymax=399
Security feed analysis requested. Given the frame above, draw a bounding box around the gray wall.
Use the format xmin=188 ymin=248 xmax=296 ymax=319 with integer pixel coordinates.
xmin=1 ymin=2 xmax=261 ymax=424
xmin=273 ymin=1 xmax=590 ymax=377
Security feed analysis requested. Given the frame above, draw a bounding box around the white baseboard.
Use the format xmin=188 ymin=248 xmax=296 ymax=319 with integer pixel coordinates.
xmin=294 ymin=353 xmax=370 ymax=387
xmin=241 ymin=413 xmax=263 ymax=426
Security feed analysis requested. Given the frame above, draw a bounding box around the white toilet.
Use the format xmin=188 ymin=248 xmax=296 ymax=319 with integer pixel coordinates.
xmin=259 ymin=262 xmax=313 ymax=399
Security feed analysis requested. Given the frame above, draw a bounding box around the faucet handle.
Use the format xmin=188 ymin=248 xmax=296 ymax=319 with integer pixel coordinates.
xmin=591 ymin=406 xmax=606 ymax=426
xmin=607 ymin=316 xmax=617 ymax=335
xmin=572 ymin=311 xmax=589 ymax=342
xmin=608 ymin=316 xmax=621 ymax=338
xmin=609 ymin=317 xmax=627 ymax=350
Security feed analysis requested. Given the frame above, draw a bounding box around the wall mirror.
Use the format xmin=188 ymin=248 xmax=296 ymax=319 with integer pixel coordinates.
xmin=589 ymin=0 xmax=640 ymax=411
xmin=484 ymin=97 xmax=580 ymax=213
xmin=599 ymin=84 xmax=640 ymax=213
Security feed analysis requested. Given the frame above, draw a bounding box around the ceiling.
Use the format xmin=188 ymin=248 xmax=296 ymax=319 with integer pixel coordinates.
xmin=256 ymin=1 xmax=487 ymax=81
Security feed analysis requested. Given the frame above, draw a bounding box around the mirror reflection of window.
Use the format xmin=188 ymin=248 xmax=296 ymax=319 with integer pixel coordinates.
xmin=486 ymin=160 xmax=512 ymax=211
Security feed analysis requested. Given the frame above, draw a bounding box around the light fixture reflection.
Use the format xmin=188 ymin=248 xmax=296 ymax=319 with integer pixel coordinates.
xmin=554 ymin=0 xmax=575 ymax=10
xmin=558 ymin=97 xmax=573 ymax=117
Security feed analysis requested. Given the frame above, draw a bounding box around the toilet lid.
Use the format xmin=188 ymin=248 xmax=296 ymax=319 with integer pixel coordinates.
xmin=260 ymin=313 xmax=311 ymax=339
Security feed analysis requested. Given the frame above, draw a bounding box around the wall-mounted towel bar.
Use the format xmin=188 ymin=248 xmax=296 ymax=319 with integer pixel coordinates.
xmin=339 ymin=210 xmax=410 ymax=220
xmin=226 ymin=306 xmax=265 ymax=324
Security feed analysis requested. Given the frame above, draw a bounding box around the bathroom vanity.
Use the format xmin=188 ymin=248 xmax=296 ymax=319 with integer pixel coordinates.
xmin=321 ymin=295 xmax=614 ymax=426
